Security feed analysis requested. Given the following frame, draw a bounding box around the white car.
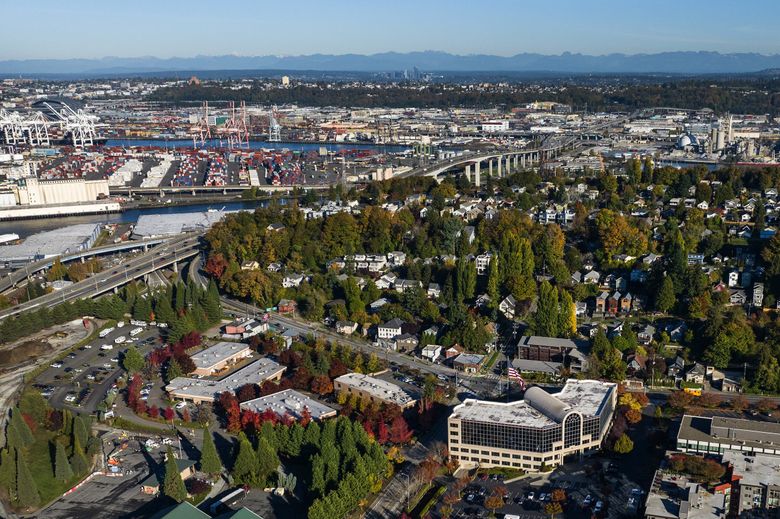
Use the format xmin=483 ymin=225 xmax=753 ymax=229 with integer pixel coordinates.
xmin=83 ymin=344 xmax=92 ymax=349
xmin=64 ymin=394 xmax=76 ymax=403
xmin=114 ymin=336 xmax=126 ymax=344
xmin=50 ymin=362 xmax=63 ymax=368
xmin=594 ymin=500 xmax=604 ymax=512
xmin=175 ymin=401 xmax=187 ymax=410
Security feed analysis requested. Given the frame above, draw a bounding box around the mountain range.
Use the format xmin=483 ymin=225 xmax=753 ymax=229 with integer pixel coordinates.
xmin=4 ymin=51 xmax=780 ymax=76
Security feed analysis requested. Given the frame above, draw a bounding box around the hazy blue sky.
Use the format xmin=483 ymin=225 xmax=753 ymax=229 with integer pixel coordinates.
xmin=3 ymin=0 xmax=780 ymax=60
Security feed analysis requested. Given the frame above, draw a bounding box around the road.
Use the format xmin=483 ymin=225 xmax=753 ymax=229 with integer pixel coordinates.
xmin=0 ymin=233 xmax=202 ymax=319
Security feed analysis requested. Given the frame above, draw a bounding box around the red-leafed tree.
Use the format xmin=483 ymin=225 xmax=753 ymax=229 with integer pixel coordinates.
xmin=181 ymin=407 xmax=191 ymax=423
xmin=162 ymin=406 xmax=175 ymax=421
xmin=241 ymin=409 xmax=260 ymax=434
xmin=237 ymin=383 xmax=259 ymax=402
xmin=328 ymin=358 xmax=349 ymax=379
xmin=279 ymin=412 xmax=295 ymax=427
xmin=135 ymin=400 xmax=147 ymax=416
xmin=259 ymin=380 xmax=281 ymax=397
xmin=175 ymin=332 xmax=202 ymax=351
xmin=310 ymin=375 xmax=334 ymax=396
xmin=377 ymin=421 xmax=390 ymax=444
xmin=259 ymin=409 xmax=279 ymax=424
xmin=300 ymin=407 xmax=312 ymax=427
xmin=205 ymin=252 xmax=228 ymax=279
xmin=127 ymin=373 xmax=143 ymax=410
xmin=291 ymin=367 xmax=313 ymax=389
xmin=278 ymin=349 xmax=302 ymax=368
xmin=148 ymin=346 xmax=171 ymax=368
xmin=148 ymin=405 xmax=160 ymax=419
xmin=363 ymin=421 xmax=375 ymax=439
xmin=218 ymin=391 xmax=241 ymax=432
xmin=389 ymin=416 xmax=413 ymax=444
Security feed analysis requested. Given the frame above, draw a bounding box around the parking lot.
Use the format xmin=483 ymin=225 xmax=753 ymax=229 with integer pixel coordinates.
xmin=34 ymin=322 xmax=164 ymax=414
xmin=439 ymin=454 xmax=647 ymax=519
xmin=35 ymin=433 xmax=172 ymax=519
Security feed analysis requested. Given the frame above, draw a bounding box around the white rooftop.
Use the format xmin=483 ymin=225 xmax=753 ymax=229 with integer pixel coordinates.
xmin=132 ymin=210 xmax=237 ymax=238
xmin=190 ymin=342 xmax=250 ymax=370
xmin=240 ymin=389 xmax=336 ymax=421
xmin=166 ymin=357 xmax=285 ymax=401
xmin=0 ymin=223 xmax=100 ymax=262
xmin=335 ymin=373 xmax=415 ymax=407
xmin=722 ymin=450 xmax=780 ymax=489
xmin=451 ymin=379 xmax=615 ymax=428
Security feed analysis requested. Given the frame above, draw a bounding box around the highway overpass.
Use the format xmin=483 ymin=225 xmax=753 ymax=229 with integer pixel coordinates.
xmin=0 ymin=237 xmax=170 ymax=293
xmin=0 ymin=234 xmax=203 ymax=319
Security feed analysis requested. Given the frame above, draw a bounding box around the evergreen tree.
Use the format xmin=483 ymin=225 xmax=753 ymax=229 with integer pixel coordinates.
xmin=54 ymin=441 xmax=74 ymax=482
xmin=132 ymin=296 xmax=153 ymax=321
xmin=534 ymin=280 xmax=560 ymax=337
xmin=199 ymin=430 xmax=222 ymax=476
xmin=72 ymin=415 xmax=89 ymax=449
xmin=15 ymin=449 xmax=40 ymax=508
xmin=486 ymin=254 xmax=499 ymax=308
xmin=174 ymin=282 xmax=186 ymax=312
xmin=613 ymin=433 xmax=634 ymax=454
xmin=310 ymin=454 xmax=327 ymax=496
xmin=165 ymin=358 xmax=184 ymax=383
xmin=69 ymin=436 xmax=90 ymax=475
xmin=558 ymin=289 xmax=577 ymax=336
xmin=656 ymin=276 xmax=676 ymax=313
xmin=0 ymin=448 xmax=16 ymax=496
xmin=154 ymin=293 xmax=175 ymax=324
xmin=122 ymin=345 xmax=145 ymax=374
xmin=256 ymin=437 xmax=280 ymax=487
xmin=162 ymin=446 xmax=187 ymax=503
xmin=231 ymin=433 xmax=257 ymax=486
xmin=203 ymin=279 xmax=222 ymax=324
xmin=10 ymin=409 xmax=33 ymax=448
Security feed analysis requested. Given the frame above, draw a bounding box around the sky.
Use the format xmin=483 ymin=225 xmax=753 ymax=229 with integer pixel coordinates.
xmin=2 ymin=0 xmax=780 ymax=60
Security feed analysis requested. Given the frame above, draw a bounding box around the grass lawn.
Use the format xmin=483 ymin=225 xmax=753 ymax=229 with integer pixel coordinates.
xmin=25 ymin=428 xmax=90 ymax=507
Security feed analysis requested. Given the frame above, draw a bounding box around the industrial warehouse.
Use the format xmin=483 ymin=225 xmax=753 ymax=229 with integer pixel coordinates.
xmin=447 ymin=379 xmax=617 ymax=472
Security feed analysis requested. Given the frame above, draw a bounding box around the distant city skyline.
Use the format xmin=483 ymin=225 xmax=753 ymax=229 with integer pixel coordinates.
xmin=2 ymin=0 xmax=780 ymax=60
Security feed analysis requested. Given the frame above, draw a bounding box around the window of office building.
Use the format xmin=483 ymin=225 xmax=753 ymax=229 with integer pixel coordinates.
xmin=564 ymin=413 xmax=582 ymax=448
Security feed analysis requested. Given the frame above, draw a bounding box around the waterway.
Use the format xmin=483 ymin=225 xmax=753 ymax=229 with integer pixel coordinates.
xmin=106 ymin=139 xmax=411 ymax=153
xmin=0 ymin=199 xmax=280 ymax=239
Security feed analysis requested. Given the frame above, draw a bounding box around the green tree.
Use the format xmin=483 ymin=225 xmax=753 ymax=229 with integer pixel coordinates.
xmin=613 ymin=433 xmax=634 ymax=454
xmin=486 ymin=254 xmax=500 ymax=309
xmin=162 ymin=446 xmax=187 ymax=503
xmin=231 ymin=433 xmax=258 ymax=486
xmin=534 ymin=280 xmax=560 ymax=337
xmin=656 ymin=276 xmax=676 ymax=313
xmin=256 ymin=437 xmax=280 ymax=487
xmin=47 ymin=258 xmax=68 ymax=282
xmin=0 ymin=448 xmax=16 ymax=496
xmin=10 ymin=409 xmax=33 ymax=448
xmin=54 ymin=440 xmax=74 ymax=482
xmin=72 ymin=415 xmax=89 ymax=449
xmin=15 ymin=449 xmax=40 ymax=508
xmin=557 ymin=289 xmax=576 ymax=336
xmin=165 ymin=357 xmax=184 ymax=383
xmin=199 ymin=431 xmax=222 ymax=477
xmin=132 ymin=296 xmax=153 ymax=321
xmin=69 ymin=436 xmax=90 ymax=475
xmin=122 ymin=345 xmax=145 ymax=374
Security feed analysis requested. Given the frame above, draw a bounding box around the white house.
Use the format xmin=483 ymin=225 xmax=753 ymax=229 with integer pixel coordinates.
xmin=377 ymin=318 xmax=404 ymax=340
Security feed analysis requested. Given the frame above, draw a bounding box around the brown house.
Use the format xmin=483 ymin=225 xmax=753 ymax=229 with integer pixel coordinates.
xmin=278 ymin=299 xmax=297 ymax=314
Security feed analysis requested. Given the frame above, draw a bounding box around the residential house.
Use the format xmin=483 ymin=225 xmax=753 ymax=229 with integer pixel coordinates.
xmin=637 ymin=324 xmax=656 ymax=345
xmin=499 ymin=295 xmax=517 ymax=319
xmin=335 ymin=321 xmax=359 ymax=335
xmin=427 ymin=283 xmax=442 ymax=299
xmin=607 ymin=292 xmax=621 ymax=315
xmin=394 ymin=279 xmax=422 ymax=293
xmin=475 ymin=253 xmax=493 ymax=275
xmin=626 ymin=354 xmax=646 ymax=377
xmin=421 ymin=344 xmax=442 ymax=362
xmin=667 ymin=356 xmax=686 ymax=380
xmin=282 ymin=273 xmax=306 ymax=288
xmin=241 ymin=260 xmax=260 ymax=271
xmin=753 ymin=282 xmax=764 ymax=307
xmin=684 ymin=362 xmax=707 ymax=385
xmin=394 ymin=333 xmax=419 ymax=352
xmin=620 ymin=293 xmax=633 ymax=313
xmin=595 ymin=291 xmax=610 ymax=313
xmin=729 ymin=289 xmax=747 ymax=306
xmin=368 ymin=298 xmax=389 ymax=313
xmin=453 ymin=353 xmax=485 ymax=373
xmin=377 ymin=318 xmax=404 ymax=340
xmin=444 ymin=344 xmax=464 ymax=360
xmin=277 ymin=299 xmax=297 ymax=314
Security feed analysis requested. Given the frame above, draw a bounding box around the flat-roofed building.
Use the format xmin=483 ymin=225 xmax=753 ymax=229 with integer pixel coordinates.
xmin=190 ymin=342 xmax=252 ymax=377
xmin=448 ymin=379 xmax=616 ymax=472
xmin=240 ymin=389 xmax=337 ymax=421
xmin=166 ymin=358 xmax=285 ymax=404
xmin=722 ymin=450 xmax=780 ymax=515
xmin=676 ymin=415 xmax=780 ymax=456
xmin=334 ymin=373 xmax=416 ymax=409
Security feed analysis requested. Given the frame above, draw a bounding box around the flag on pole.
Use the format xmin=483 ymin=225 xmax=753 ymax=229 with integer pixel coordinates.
xmin=507 ymin=367 xmax=526 ymax=390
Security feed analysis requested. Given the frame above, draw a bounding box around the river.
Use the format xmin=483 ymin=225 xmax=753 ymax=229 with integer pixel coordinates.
xmin=0 ymin=199 xmax=280 ymax=239
xmin=106 ymin=139 xmax=411 ymax=153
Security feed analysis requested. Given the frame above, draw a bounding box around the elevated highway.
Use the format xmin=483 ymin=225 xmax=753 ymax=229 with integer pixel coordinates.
xmin=0 ymin=237 xmax=170 ymax=293
xmin=0 ymin=234 xmax=203 ymax=319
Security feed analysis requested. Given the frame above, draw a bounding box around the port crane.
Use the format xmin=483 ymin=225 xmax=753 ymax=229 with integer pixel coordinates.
xmin=0 ymin=109 xmax=51 ymax=147
xmin=268 ymin=106 xmax=281 ymax=142
xmin=39 ymin=101 xmax=97 ymax=147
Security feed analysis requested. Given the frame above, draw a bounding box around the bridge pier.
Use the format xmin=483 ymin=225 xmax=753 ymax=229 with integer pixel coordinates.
xmin=173 ymin=261 xmax=178 ymax=274
xmin=505 ymin=156 xmax=511 ymax=176
xmin=496 ymin=156 xmax=502 ymax=178
xmin=474 ymin=161 xmax=481 ymax=188
xmin=464 ymin=164 xmax=471 ymax=183
xmin=488 ymin=159 xmax=493 ymax=178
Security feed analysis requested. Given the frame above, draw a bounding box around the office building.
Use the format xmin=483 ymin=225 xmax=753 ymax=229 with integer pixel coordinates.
xmin=448 ymin=379 xmax=616 ymax=472
xmin=676 ymin=415 xmax=780 ymax=456
xmin=334 ymin=372 xmax=416 ymax=409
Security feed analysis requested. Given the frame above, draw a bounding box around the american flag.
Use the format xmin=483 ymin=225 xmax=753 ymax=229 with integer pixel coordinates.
xmin=507 ymin=367 xmax=526 ymax=390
